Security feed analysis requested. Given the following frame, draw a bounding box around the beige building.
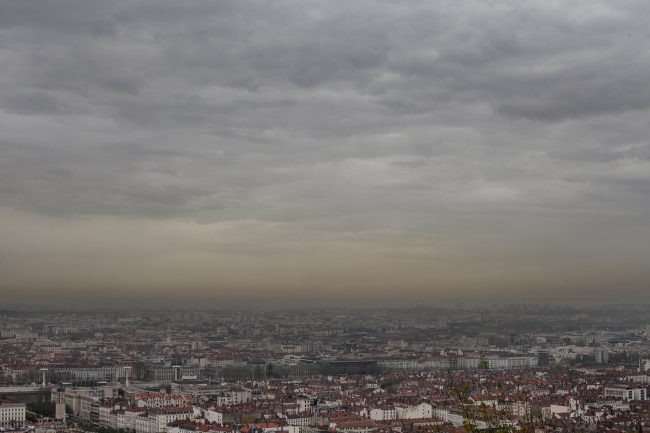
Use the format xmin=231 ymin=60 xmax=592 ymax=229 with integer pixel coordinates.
xmin=0 ymin=398 xmax=26 ymax=430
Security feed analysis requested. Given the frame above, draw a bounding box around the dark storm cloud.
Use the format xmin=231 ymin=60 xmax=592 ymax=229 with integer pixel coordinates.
xmin=1 ymin=0 xmax=649 ymax=301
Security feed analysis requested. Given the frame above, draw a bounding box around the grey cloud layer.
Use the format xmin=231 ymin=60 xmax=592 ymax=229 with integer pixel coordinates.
xmin=1 ymin=0 xmax=649 ymax=300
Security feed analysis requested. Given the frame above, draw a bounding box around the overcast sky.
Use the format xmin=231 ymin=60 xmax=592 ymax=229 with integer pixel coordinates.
xmin=1 ymin=0 xmax=649 ymax=307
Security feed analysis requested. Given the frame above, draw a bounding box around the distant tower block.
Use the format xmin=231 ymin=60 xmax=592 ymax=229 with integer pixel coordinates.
xmin=40 ymin=368 xmax=48 ymax=387
xmin=124 ymin=366 xmax=132 ymax=387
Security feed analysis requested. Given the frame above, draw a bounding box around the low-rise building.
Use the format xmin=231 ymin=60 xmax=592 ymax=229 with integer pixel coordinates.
xmin=0 ymin=398 xmax=25 ymax=430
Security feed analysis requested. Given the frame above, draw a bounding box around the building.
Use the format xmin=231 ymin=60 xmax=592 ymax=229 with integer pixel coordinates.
xmin=604 ymin=387 xmax=648 ymax=401
xmin=0 ymin=398 xmax=26 ymax=430
xmin=148 ymin=367 xmax=200 ymax=382
xmin=396 ymin=402 xmax=432 ymax=419
xmin=135 ymin=407 xmax=195 ymax=433
xmin=204 ymin=408 xmax=223 ymax=425
xmin=286 ymin=413 xmax=311 ymax=427
xmin=134 ymin=393 xmax=192 ymax=409
xmin=117 ymin=408 xmax=146 ymax=431
xmin=53 ymin=366 xmax=130 ymax=382
xmin=368 ymin=407 xmax=397 ymax=421
xmin=99 ymin=404 xmax=118 ymax=428
xmin=594 ymin=348 xmax=609 ymax=364
xmin=52 ymin=385 xmax=67 ymax=421
xmin=213 ymin=389 xmax=251 ymax=406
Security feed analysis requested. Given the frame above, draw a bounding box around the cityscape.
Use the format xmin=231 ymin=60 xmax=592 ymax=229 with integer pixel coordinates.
xmin=1 ymin=1 xmax=650 ymax=433
xmin=2 ymin=305 xmax=650 ymax=433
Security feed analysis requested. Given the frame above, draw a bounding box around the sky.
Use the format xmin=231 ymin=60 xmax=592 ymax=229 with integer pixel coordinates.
xmin=0 ymin=0 xmax=649 ymax=307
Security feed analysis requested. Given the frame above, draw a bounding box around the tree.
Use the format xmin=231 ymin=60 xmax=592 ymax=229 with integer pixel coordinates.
xmin=447 ymin=372 xmax=517 ymax=433
xmin=27 ymin=401 xmax=56 ymax=418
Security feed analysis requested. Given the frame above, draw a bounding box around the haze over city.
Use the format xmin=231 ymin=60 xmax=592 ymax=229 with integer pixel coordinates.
xmin=1 ymin=0 xmax=649 ymax=307
xmin=4 ymin=4 xmax=650 ymax=433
